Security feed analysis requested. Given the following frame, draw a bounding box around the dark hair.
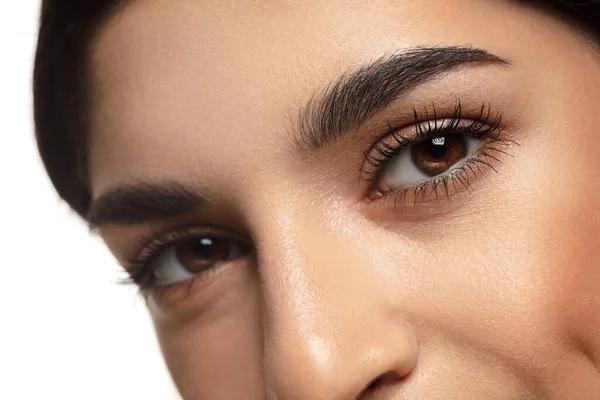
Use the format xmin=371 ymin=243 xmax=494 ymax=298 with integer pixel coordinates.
xmin=33 ymin=0 xmax=600 ymax=219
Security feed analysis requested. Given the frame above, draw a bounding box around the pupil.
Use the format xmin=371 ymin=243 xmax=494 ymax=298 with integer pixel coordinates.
xmin=175 ymin=236 xmax=233 ymax=274
xmin=194 ymin=238 xmax=216 ymax=258
xmin=428 ymin=137 xmax=447 ymax=159
xmin=410 ymin=135 xmax=468 ymax=177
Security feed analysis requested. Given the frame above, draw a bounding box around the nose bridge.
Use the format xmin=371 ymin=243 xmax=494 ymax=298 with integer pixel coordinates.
xmin=255 ymin=202 xmax=418 ymax=399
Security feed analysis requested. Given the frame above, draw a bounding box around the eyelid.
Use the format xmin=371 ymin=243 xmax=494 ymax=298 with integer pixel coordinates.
xmin=122 ymin=225 xmax=252 ymax=289
xmin=362 ymin=103 xmax=498 ymax=179
xmin=360 ymin=101 xmax=513 ymax=207
xmin=132 ymin=225 xmax=250 ymax=260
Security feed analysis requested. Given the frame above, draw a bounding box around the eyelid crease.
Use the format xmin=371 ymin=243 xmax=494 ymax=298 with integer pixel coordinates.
xmin=293 ymin=46 xmax=510 ymax=153
xmin=362 ymin=101 xmax=503 ymax=179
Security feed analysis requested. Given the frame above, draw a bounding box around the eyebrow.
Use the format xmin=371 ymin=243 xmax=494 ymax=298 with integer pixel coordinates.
xmin=294 ymin=46 xmax=509 ymax=151
xmin=88 ymin=183 xmax=208 ymax=226
xmin=90 ymin=46 xmax=507 ymax=227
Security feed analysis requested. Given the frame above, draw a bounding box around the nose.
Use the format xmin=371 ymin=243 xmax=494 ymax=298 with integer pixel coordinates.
xmin=264 ymin=315 xmax=418 ymax=400
xmin=258 ymin=210 xmax=419 ymax=400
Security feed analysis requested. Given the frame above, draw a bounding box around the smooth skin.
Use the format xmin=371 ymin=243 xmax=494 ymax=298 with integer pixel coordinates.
xmin=88 ymin=0 xmax=600 ymax=398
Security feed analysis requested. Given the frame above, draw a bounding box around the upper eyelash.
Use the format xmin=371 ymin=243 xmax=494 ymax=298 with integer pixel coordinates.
xmin=121 ymin=101 xmax=512 ymax=290
xmin=121 ymin=226 xmax=252 ymax=292
xmin=120 ymin=228 xmax=206 ymax=290
xmin=361 ymin=101 xmax=518 ymax=206
xmin=362 ymin=100 xmax=504 ymax=182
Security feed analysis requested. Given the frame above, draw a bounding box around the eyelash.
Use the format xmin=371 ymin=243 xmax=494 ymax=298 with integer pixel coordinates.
xmin=122 ymin=101 xmax=517 ymax=295
xmin=122 ymin=227 xmax=211 ymax=293
xmin=362 ymin=101 xmax=516 ymax=206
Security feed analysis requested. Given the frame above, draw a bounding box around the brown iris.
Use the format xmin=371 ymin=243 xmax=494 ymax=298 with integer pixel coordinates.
xmin=174 ymin=237 xmax=231 ymax=274
xmin=410 ymin=136 xmax=468 ymax=177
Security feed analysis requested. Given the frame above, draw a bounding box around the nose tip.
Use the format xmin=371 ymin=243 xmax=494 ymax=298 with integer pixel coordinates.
xmin=255 ymin=204 xmax=419 ymax=399
xmin=264 ymin=325 xmax=418 ymax=400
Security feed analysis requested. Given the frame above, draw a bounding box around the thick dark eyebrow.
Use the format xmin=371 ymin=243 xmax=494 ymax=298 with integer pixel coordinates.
xmin=294 ymin=46 xmax=509 ymax=151
xmin=88 ymin=183 xmax=208 ymax=226
xmin=89 ymin=47 xmax=506 ymax=226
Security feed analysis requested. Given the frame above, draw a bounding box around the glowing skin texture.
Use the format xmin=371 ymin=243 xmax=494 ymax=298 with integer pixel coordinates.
xmin=88 ymin=0 xmax=600 ymax=398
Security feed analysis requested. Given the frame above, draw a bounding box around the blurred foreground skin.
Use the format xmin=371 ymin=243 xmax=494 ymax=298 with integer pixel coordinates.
xmin=87 ymin=0 xmax=600 ymax=398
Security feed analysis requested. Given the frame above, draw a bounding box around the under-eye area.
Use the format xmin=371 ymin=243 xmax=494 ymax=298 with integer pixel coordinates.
xmin=32 ymin=0 xmax=600 ymax=398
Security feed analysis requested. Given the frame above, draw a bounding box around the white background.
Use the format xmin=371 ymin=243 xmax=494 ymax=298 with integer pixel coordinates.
xmin=0 ymin=2 xmax=180 ymax=399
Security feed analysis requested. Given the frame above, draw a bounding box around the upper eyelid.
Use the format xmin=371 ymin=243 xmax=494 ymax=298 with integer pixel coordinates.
xmin=126 ymin=225 xmax=252 ymax=266
xmin=123 ymin=229 xmax=220 ymax=287
xmin=360 ymin=100 xmax=503 ymax=153
xmin=292 ymin=46 xmax=509 ymax=153
xmin=368 ymin=102 xmax=503 ymax=155
xmin=360 ymin=102 xmax=504 ymax=182
xmin=119 ymin=102 xmax=504 ymax=262
xmin=124 ymin=228 xmax=254 ymax=290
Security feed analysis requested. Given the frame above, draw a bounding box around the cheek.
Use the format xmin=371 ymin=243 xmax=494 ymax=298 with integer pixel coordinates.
xmin=541 ymin=114 xmax=600 ymax=359
xmin=151 ymin=264 xmax=266 ymax=399
xmin=465 ymin=96 xmax=600 ymax=383
xmin=531 ymin=55 xmax=600 ymax=353
xmin=475 ymin=47 xmax=600 ymax=365
xmin=372 ymin=102 xmax=600 ymax=388
xmin=546 ymin=196 xmax=600 ymax=360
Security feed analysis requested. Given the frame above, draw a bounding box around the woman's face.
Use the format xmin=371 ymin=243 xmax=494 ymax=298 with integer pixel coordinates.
xmin=87 ymin=0 xmax=600 ymax=398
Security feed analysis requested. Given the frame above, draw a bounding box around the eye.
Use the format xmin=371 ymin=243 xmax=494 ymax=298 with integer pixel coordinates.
xmin=373 ymin=135 xmax=479 ymax=196
xmin=362 ymin=101 xmax=512 ymax=204
xmin=143 ymin=235 xmax=249 ymax=287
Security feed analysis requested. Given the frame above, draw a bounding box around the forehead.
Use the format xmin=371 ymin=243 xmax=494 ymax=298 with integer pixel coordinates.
xmin=87 ymin=0 xmax=557 ymax=196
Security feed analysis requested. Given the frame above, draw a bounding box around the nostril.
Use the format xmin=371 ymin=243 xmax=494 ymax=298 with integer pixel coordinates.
xmin=358 ymin=371 xmax=405 ymax=399
xmin=371 ymin=370 xmax=404 ymax=390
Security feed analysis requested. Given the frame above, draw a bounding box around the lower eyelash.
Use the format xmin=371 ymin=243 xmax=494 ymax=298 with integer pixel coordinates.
xmin=119 ymin=259 xmax=203 ymax=305
xmin=362 ymin=101 xmax=519 ymax=205
xmin=118 ymin=226 xmax=252 ymax=303
xmin=120 ymin=227 xmax=216 ymax=288
xmin=387 ymin=138 xmax=515 ymax=207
